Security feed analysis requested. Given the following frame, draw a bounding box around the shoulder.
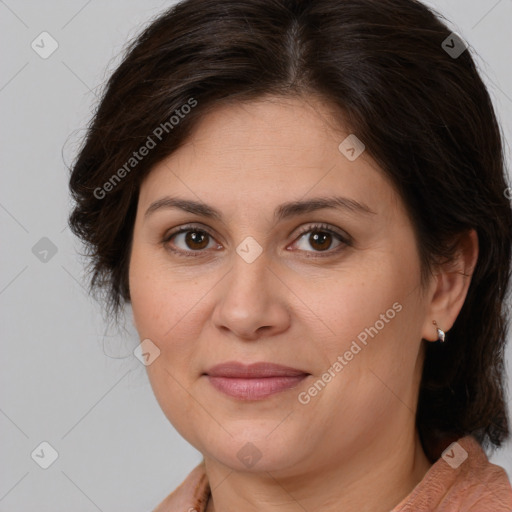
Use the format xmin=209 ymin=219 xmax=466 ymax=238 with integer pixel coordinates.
xmin=392 ymin=435 xmax=512 ymax=512
xmin=152 ymin=460 xmax=210 ymax=512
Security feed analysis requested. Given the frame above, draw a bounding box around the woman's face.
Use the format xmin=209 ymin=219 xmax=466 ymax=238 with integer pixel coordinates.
xmin=129 ymin=95 xmax=434 ymax=475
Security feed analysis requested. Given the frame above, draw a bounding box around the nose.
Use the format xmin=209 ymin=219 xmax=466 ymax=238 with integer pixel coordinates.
xmin=211 ymin=251 xmax=291 ymax=341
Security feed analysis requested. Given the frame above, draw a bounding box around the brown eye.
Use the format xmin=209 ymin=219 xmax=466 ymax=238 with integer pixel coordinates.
xmin=308 ymin=231 xmax=333 ymax=251
xmin=183 ymin=230 xmax=209 ymax=250
xmin=291 ymin=224 xmax=350 ymax=255
xmin=165 ymin=228 xmax=217 ymax=253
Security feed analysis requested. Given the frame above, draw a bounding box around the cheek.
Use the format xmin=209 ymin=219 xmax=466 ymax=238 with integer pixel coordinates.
xmin=317 ymin=269 xmax=410 ymax=350
xmin=129 ymin=250 xmax=208 ymax=438
xmin=308 ymin=245 xmax=424 ymax=391
xmin=130 ymin=269 xmax=193 ymax=362
xmin=129 ymin=241 xmax=191 ymax=337
xmin=128 ymin=245 xmax=211 ymax=375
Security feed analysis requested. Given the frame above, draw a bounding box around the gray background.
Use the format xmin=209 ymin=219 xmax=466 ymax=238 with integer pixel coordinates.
xmin=0 ymin=1 xmax=511 ymax=510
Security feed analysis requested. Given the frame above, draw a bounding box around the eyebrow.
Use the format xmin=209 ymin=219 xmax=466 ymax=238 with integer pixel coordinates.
xmin=144 ymin=195 xmax=377 ymax=221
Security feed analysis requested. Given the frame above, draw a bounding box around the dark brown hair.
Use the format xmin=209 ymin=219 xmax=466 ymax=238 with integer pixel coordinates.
xmin=68 ymin=0 xmax=512 ymax=460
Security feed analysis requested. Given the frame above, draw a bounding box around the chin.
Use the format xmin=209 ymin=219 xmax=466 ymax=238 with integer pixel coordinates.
xmin=198 ymin=428 xmax=307 ymax=473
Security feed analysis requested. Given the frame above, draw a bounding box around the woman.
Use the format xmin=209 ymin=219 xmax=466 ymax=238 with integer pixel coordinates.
xmin=68 ymin=0 xmax=512 ymax=510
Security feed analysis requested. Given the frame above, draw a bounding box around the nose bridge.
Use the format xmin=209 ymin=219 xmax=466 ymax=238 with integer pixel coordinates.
xmin=212 ymin=243 xmax=290 ymax=338
xmin=228 ymin=244 xmax=272 ymax=306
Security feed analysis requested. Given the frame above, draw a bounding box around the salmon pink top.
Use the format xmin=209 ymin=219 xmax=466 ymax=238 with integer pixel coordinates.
xmin=153 ymin=435 xmax=512 ymax=512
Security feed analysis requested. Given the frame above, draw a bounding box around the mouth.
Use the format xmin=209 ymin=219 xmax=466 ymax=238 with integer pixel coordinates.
xmin=203 ymin=361 xmax=310 ymax=400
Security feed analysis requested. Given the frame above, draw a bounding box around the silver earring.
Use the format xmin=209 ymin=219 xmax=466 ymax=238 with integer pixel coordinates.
xmin=433 ymin=320 xmax=445 ymax=343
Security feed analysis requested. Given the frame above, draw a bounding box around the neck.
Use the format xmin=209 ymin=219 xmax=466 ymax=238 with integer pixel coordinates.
xmin=204 ymin=428 xmax=432 ymax=512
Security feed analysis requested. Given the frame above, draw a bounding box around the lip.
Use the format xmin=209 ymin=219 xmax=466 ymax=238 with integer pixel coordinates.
xmin=204 ymin=362 xmax=310 ymax=400
xmin=206 ymin=361 xmax=308 ymax=378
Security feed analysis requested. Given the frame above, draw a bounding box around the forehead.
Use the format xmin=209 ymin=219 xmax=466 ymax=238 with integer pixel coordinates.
xmin=138 ymin=95 xmax=400 ymax=221
xmin=186 ymin=94 xmax=344 ymax=150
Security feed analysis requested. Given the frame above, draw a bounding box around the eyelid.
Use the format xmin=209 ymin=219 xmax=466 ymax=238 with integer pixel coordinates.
xmin=162 ymin=223 xmax=216 ymax=243
xmin=162 ymin=222 xmax=351 ymax=256
xmin=288 ymin=223 xmax=352 ymax=256
xmin=293 ymin=223 xmax=352 ymax=245
xmin=162 ymin=223 xmax=222 ymax=256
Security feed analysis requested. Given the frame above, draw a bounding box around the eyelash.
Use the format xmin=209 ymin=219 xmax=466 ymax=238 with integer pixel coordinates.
xmin=162 ymin=223 xmax=352 ymax=259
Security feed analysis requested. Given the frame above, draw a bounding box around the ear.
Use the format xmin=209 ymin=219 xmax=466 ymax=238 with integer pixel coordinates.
xmin=421 ymin=229 xmax=479 ymax=342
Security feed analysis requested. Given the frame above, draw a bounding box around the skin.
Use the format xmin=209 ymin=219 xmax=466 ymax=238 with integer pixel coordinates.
xmin=128 ymin=94 xmax=478 ymax=512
